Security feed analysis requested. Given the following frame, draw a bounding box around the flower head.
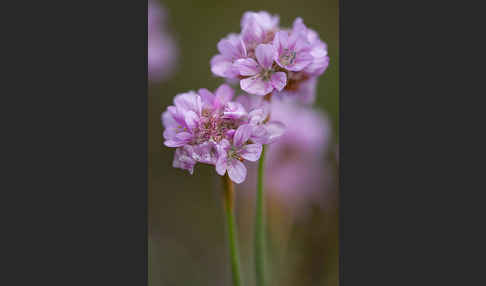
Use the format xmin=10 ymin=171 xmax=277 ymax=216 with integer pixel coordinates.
xmin=210 ymin=11 xmax=329 ymax=101
xmin=162 ymin=85 xmax=286 ymax=183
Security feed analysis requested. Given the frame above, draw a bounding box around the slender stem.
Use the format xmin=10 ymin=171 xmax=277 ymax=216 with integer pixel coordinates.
xmin=255 ymin=144 xmax=266 ymax=286
xmin=222 ymin=174 xmax=242 ymax=286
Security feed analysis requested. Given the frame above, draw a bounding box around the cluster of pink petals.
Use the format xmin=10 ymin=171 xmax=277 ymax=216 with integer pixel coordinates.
xmin=210 ymin=11 xmax=329 ymax=102
xmin=148 ymin=0 xmax=177 ymax=82
xmin=162 ymin=84 xmax=286 ymax=183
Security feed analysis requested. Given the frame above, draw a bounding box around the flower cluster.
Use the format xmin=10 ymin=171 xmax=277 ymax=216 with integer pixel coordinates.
xmin=210 ymin=11 xmax=329 ymax=102
xmin=162 ymin=84 xmax=285 ymax=183
xmin=148 ymin=0 xmax=177 ymax=82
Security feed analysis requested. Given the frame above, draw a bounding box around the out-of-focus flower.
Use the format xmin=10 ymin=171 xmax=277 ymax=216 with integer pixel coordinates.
xmin=161 ymin=85 xmax=286 ymax=184
xmin=242 ymin=99 xmax=332 ymax=214
xmin=266 ymin=100 xmax=332 ymax=212
xmin=210 ymin=11 xmax=329 ymax=103
xmin=148 ymin=0 xmax=177 ymax=82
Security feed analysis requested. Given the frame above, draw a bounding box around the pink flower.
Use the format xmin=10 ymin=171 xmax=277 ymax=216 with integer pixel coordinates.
xmin=161 ymin=85 xmax=285 ymax=184
xmin=240 ymin=100 xmax=333 ymax=216
xmin=210 ymin=11 xmax=330 ymax=101
xmin=233 ymin=44 xmax=287 ymax=96
xmin=161 ymin=91 xmax=201 ymax=147
xmin=273 ymin=30 xmax=313 ymax=72
xmin=210 ymin=34 xmax=247 ymax=79
xmin=148 ymin=0 xmax=177 ymax=81
xmin=241 ymin=11 xmax=279 ymax=50
xmin=198 ymin=83 xmax=234 ymax=111
xmin=292 ymin=18 xmax=329 ymax=76
xmin=216 ymin=125 xmax=262 ymax=184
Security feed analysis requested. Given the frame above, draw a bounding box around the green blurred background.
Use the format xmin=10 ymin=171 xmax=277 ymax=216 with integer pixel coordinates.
xmin=149 ymin=0 xmax=339 ymax=285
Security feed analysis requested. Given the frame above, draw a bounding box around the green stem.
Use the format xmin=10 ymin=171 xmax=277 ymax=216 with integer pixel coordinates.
xmin=222 ymin=174 xmax=242 ymax=286
xmin=255 ymin=144 xmax=266 ymax=286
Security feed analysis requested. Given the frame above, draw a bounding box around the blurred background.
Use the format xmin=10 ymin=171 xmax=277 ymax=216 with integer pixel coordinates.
xmin=149 ymin=0 xmax=339 ymax=285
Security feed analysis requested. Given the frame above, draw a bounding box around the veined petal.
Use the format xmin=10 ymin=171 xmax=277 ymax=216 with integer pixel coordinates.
xmin=210 ymin=55 xmax=237 ymax=78
xmin=255 ymin=44 xmax=275 ymax=70
xmin=249 ymin=125 xmax=269 ymax=144
xmin=241 ymin=19 xmax=264 ymax=46
xmin=240 ymin=143 xmax=262 ymax=162
xmin=222 ymin=102 xmax=247 ymax=120
xmin=270 ymin=72 xmax=287 ymax=91
xmin=273 ymin=31 xmax=289 ymax=55
xmin=161 ymin=110 xmax=177 ymax=130
xmin=286 ymin=51 xmax=313 ymax=71
xmin=174 ymin=91 xmax=202 ymax=115
xmin=215 ymin=84 xmax=234 ymax=106
xmin=233 ymin=124 xmax=253 ymax=147
xmin=233 ymin=58 xmax=260 ymax=76
xmin=198 ymin=88 xmax=215 ymax=107
xmin=227 ymin=160 xmax=247 ymax=184
xmin=240 ymin=75 xmax=273 ymax=96
xmin=215 ymin=154 xmax=228 ymax=176
xmin=184 ymin=110 xmax=199 ymax=131
xmin=265 ymin=121 xmax=286 ymax=144
xmin=248 ymin=108 xmax=268 ymax=124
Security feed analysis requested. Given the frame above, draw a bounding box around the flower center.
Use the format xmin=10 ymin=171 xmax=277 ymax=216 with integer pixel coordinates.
xmin=228 ymin=147 xmax=244 ymax=161
xmin=261 ymin=69 xmax=272 ymax=81
xmin=280 ymin=49 xmax=296 ymax=66
xmin=193 ymin=111 xmax=239 ymax=144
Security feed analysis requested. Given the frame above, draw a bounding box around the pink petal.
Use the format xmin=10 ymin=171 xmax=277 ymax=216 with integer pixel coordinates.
xmin=233 ymin=58 xmax=260 ymax=76
xmin=273 ymin=31 xmax=289 ymax=55
xmin=215 ymin=84 xmax=234 ymax=105
xmin=227 ymin=160 xmax=247 ymax=184
xmin=240 ymin=75 xmax=273 ymax=96
xmin=161 ymin=110 xmax=176 ymax=130
xmin=198 ymin=88 xmax=215 ymax=107
xmin=255 ymin=44 xmax=275 ymax=70
xmin=210 ymin=55 xmax=236 ymax=78
xmin=175 ymin=132 xmax=193 ymax=142
xmin=183 ymin=110 xmax=199 ymax=131
xmin=164 ymin=139 xmax=184 ymax=147
xmin=173 ymin=91 xmax=202 ymax=115
xmin=248 ymin=108 xmax=269 ymax=125
xmin=249 ymin=125 xmax=269 ymax=144
xmin=222 ymin=102 xmax=247 ymax=120
xmin=265 ymin=121 xmax=286 ymax=143
xmin=241 ymin=19 xmax=264 ymax=46
xmin=240 ymin=144 xmax=262 ymax=162
xmin=217 ymin=39 xmax=238 ymax=59
xmin=233 ymin=124 xmax=253 ymax=147
xmin=215 ymin=155 xmax=227 ymax=176
xmin=270 ymin=72 xmax=287 ymax=92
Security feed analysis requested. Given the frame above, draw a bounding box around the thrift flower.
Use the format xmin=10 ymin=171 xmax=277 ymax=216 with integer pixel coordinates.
xmin=210 ymin=11 xmax=329 ymax=102
xmin=148 ymin=0 xmax=177 ymax=82
xmin=241 ymin=99 xmax=332 ymax=215
xmin=162 ymin=85 xmax=286 ymax=183
xmin=210 ymin=34 xmax=247 ymax=78
xmin=216 ymin=125 xmax=263 ymax=183
xmin=233 ymin=44 xmax=287 ymax=96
